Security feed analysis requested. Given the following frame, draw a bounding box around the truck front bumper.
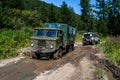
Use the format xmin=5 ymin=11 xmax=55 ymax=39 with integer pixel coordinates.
xmin=31 ymin=49 xmax=56 ymax=58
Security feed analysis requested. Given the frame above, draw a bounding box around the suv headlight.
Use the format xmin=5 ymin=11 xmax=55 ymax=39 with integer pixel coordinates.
xmin=91 ymin=37 xmax=94 ymax=40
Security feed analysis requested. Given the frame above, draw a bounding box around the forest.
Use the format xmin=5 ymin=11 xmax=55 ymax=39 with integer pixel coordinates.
xmin=0 ymin=0 xmax=120 ymax=35
xmin=0 ymin=0 xmax=120 ymax=65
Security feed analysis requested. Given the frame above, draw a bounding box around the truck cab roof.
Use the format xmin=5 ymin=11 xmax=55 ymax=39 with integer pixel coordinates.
xmin=34 ymin=28 xmax=62 ymax=31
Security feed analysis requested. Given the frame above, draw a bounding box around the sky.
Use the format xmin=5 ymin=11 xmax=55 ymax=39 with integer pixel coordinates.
xmin=41 ymin=0 xmax=96 ymax=15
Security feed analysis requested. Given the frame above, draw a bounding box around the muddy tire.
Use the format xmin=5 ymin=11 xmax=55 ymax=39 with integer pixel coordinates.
xmin=82 ymin=43 xmax=85 ymax=46
xmin=98 ymin=40 xmax=100 ymax=44
xmin=53 ymin=49 xmax=62 ymax=59
xmin=70 ymin=45 xmax=74 ymax=51
xmin=71 ymin=45 xmax=74 ymax=51
xmin=92 ymin=41 xmax=96 ymax=45
xmin=59 ymin=49 xmax=63 ymax=58
xmin=67 ymin=45 xmax=72 ymax=52
xmin=31 ymin=52 xmax=37 ymax=59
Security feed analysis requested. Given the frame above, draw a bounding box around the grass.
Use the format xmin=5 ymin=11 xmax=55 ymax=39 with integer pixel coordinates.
xmin=0 ymin=27 xmax=32 ymax=59
xmin=95 ymin=68 xmax=104 ymax=80
xmin=99 ymin=37 xmax=120 ymax=66
xmin=75 ymin=32 xmax=83 ymax=42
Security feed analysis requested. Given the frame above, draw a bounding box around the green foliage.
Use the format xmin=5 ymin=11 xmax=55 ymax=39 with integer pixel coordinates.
xmin=1 ymin=8 xmax=42 ymax=29
xmin=96 ymin=20 xmax=108 ymax=36
xmin=1 ymin=0 xmax=120 ymax=35
xmin=95 ymin=0 xmax=120 ymax=35
xmin=60 ymin=1 xmax=71 ymax=24
xmin=0 ymin=28 xmax=32 ymax=59
xmin=48 ymin=3 xmax=59 ymax=22
xmin=99 ymin=38 xmax=120 ymax=65
xmin=75 ymin=32 xmax=82 ymax=42
xmin=75 ymin=31 xmax=86 ymax=42
xmin=80 ymin=0 xmax=94 ymax=31
xmin=95 ymin=68 xmax=104 ymax=80
xmin=1 ymin=0 xmax=24 ymax=9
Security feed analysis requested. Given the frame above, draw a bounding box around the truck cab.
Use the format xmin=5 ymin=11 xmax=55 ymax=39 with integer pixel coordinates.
xmin=30 ymin=28 xmax=64 ymax=59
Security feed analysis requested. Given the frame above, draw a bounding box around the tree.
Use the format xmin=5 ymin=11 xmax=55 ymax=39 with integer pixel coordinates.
xmin=80 ymin=0 xmax=92 ymax=31
xmin=95 ymin=0 xmax=108 ymax=35
xmin=48 ymin=3 xmax=60 ymax=22
xmin=60 ymin=1 xmax=81 ymax=29
xmin=1 ymin=0 xmax=24 ymax=9
xmin=95 ymin=0 xmax=108 ymax=19
xmin=0 ymin=0 xmax=81 ymax=30
xmin=107 ymin=0 xmax=120 ymax=35
xmin=60 ymin=1 xmax=71 ymax=24
xmin=95 ymin=0 xmax=120 ymax=35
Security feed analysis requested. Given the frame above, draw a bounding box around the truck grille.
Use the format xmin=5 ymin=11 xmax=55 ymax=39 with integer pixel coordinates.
xmin=36 ymin=40 xmax=54 ymax=50
xmin=38 ymin=40 xmax=46 ymax=47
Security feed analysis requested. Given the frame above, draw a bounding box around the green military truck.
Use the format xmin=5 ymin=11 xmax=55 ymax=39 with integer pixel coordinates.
xmin=30 ymin=23 xmax=76 ymax=59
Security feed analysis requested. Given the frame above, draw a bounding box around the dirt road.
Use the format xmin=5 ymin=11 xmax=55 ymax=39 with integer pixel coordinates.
xmin=0 ymin=43 xmax=117 ymax=80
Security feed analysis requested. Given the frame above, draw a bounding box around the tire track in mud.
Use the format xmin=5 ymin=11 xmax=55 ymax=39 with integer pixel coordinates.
xmin=0 ymin=45 xmax=84 ymax=80
xmin=33 ymin=45 xmax=100 ymax=80
xmin=0 ymin=44 xmax=87 ymax=80
xmin=0 ymin=60 xmax=36 ymax=80
xmin=90 ymin=53 xmax=120 ymax=80
xmin=0 ymin=44 xmax=119 ymax=80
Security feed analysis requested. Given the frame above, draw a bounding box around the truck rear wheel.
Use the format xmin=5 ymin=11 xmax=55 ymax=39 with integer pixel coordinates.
xmin=72 ymin=44 xmax=74 ymax=51
xmin=69 ymin=45 xmax=74 ymax=52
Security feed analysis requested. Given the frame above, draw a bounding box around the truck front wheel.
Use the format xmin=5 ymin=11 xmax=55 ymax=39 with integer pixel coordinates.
xmin=31 ymin=52 xmax=38 ymax=59
xmin=53 ymin=49 xmax=62 ymax=59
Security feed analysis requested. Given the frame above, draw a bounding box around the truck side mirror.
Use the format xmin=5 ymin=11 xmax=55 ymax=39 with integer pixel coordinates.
xmin=59 ymin=33 xmax=64 ymax=37
xmin=58 ymin=31 xmax=64 ymax=37
xmin=59 ymin=33 xmax=62 ymax=37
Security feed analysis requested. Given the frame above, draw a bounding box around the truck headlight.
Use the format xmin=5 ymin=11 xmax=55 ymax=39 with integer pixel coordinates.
xmin=50 ymin=44 xmax=54 ymax=49
xmin=31 ymin=43 xmax=34 ymax=47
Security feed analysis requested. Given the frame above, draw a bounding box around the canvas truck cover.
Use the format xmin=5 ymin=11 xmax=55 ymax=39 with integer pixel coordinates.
xmin=44 ymin=23 xmax=76 ymax=42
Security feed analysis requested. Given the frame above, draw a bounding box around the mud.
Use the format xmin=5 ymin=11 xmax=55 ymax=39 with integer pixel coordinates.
xmin=0 ymin=60 xmax=36 ymax=80
xmin=0 ymin=44 xmax=118 ymax=80
xmin=90 ymin=53 xmax=120 ymax=80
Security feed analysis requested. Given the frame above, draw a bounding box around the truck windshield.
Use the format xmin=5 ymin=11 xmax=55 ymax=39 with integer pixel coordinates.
xmin=34 ymin=29 xmax=58 ymax=37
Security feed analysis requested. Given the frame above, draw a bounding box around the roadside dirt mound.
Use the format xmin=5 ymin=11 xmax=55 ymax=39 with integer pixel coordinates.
xmin=0 ymin=56 xmax=24 ymax=67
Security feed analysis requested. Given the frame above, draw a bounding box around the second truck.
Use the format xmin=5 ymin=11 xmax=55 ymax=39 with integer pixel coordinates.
xmin=30 ymin=23 xmax=76 ymax=59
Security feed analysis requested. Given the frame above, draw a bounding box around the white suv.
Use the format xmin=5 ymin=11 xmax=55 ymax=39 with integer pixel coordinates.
xmin=82 ymin=32 xmax=100 ymax=45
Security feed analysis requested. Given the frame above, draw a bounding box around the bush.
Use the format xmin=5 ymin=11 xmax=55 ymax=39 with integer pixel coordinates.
xmin=0 ymin=28 xmax=32 ymax=59
xmin=75 ymin=31 xmax=84 ymax=42
xmin=100 ymin=37 xmax=120 ymax=65
xmin=1 ymin=8 xmax=43 ymax=29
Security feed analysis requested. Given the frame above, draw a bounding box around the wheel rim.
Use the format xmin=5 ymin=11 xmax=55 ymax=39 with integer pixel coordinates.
xmin=53 ymin=49 xmax=62 ymax=59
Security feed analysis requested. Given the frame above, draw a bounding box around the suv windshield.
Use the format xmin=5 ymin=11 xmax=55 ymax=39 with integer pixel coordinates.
xmin=34 ymin=29 xmax=58 ymax=37
xmin=84 ymin=34 xmax=91 ymax=38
